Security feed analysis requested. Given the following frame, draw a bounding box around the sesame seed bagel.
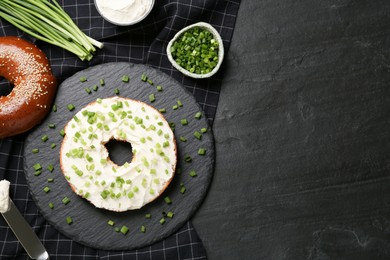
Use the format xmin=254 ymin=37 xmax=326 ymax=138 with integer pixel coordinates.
xmin=0 ymin=36 xmax=57 ymax=138
xmin=60 ymin=97 xmax=177 ymax=212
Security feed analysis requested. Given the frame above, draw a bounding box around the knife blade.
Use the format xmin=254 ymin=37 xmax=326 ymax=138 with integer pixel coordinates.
xmin=1 ymin=200 xmax=49 ymax=260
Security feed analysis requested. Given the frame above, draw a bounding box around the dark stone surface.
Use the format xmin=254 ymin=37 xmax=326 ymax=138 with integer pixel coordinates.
xmin=192 ymin=0 xmax=390 ymax=259
xmin=23 ymin=62 xmax=214 ymax=250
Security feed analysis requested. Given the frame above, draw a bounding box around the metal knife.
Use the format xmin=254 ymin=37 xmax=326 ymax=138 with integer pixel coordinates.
xmin=1 ymin=200 xmax=49 ymax=260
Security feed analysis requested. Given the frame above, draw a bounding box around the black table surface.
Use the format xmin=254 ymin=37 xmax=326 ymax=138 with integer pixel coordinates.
xmin=192 ymin=0 xmax=390 ymax=259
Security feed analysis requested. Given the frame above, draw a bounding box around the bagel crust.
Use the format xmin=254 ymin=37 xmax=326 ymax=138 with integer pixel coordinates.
xmin=0 ymin=36 xmax=57 ymax=138
xmin=60 ymin=97 xmax=177 ymax=212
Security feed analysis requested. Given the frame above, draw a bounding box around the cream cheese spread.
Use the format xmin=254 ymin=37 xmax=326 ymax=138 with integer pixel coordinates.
xmin=0 ymin=180 xmax=11 ymax=213
xmin=60 ymin=97 xmax=176 ymax=212
xmin=95 ymin=0 xmax=153 ymax=25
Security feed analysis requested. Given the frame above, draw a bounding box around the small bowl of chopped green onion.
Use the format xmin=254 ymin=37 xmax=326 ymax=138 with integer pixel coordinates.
xmin=167 ymin=22 xmax=224 ymax=79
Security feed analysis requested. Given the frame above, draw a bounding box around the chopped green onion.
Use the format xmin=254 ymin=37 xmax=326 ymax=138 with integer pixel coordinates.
xmin=189 ymin=170 xmax=197 ymax=177
xmin=62 ymin=197 xmax=70 ymax=205
xmin=85 ymin=87 xmax=92 ymax=94
xmin=180 ymin=186 xmax=186 ymax=194
xmin=32 ymin=148 xmax=39 ymax=154
xmin=159 ymin=108 xmax=166 ymax=113
xmin=180 ymin=119 xmax=188 ymax=125
xmin=67 ymin=104 xmax=75 ymax=111
xmin=149 ymin=94 xmax=155 ymax=102
xmin=47 ymin=164 xmax=54 ymax=172
xmin=120 ymin=225 xmax=129 ymax=235
xmin=34 ymin=170 xmax=42 ymax=176
xmin=47 ymin=178 xmax=54 ymax=183
xmin=108 ymin=220 xmax=115 ymax=226
xmin=147 ymin=79 xmax=154 ymax=85
xmin=33 ymin=163 xmax=42 ymax=171
xmin=194 ymin=131 xmax=202 ymax=140
xmin=141 ymin=225 xmax=146 ymax=233
xmin=80 ymin=76 xmax=87 ymax=82
xmin=48 ymin=202 xmax=54 ymax=209
xmin=156 ymin=85 xmax=163 ymax=91
xmin=60 ymin=129 xmax=65 ymax=137
xmin=100 ymin=79 xmax=105 ymax=86
xmin=141 ymin=73 xmax=147 ymax=82
xmin=48 ymin=123 xmax=56 ymax=129
xmin=92 ymin=85 xmax=98 ymax=91
xmin=43 ymin=186 xmax=50 ymax=193
xmin=114 ymin=88 xmax=120 ymax=95
xmin=167 ymin=211 xmax=174 ymax=218
xmin=179 ymin=136 xmax=187 ymax=142
xmin=145 ymin=213 xmax=152 ymax=219
xmin=170 ymin=26 xmax=220 ymax=74
xmin=177 ymin=100 xmax=183 ymax=107
xmin=201 ymin=127 xmax=207 ymax=133
xmin=41 ymin=135 xmax=49 ymax=142
xmin=198 ymin=148 xmax=206 ymax=155
xmin=51 ymin=143 xmax=56 ymax=149
xmin=122 ymin=75 xmax=129 ymax=82
xmin=184 ymin=155 xmax=192 ymax=163
xmin=159 ymin=218 xmax=166 ymax=225
xmin=52 ymin=104 xmax=57 ymax=112
xmin=66 ymin=216 xmax=73 ymax=225
xmin=195 ymin=112 xmax=202 ymax=119
xmin=164 ymin=196 xmax=172 ymax=205
xmin=115 ymin=227 xmax=120 ymax=232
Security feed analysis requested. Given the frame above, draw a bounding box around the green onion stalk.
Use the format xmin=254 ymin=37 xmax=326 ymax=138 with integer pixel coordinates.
xmin=0 ymin=0 xmax=104 ymax=61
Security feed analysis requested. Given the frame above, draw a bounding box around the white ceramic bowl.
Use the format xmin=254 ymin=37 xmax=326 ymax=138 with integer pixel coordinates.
xmin=94 ymin=0 xmax=155 ymax=26
xmin=166 ymin=22 xmax=224 ymax=79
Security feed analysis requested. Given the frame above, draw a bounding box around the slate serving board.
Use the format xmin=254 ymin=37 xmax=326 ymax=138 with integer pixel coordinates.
xmin=23 ymin=62 xmax=214 ymax=250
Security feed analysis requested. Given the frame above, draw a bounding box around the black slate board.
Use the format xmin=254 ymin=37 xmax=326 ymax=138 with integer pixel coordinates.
xmin=23 ymin=62 xmax=214 ymax=250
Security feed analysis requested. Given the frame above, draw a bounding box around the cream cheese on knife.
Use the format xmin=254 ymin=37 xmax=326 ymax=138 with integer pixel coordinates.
xmin=0 ymin=180 xmax=11 ymax=213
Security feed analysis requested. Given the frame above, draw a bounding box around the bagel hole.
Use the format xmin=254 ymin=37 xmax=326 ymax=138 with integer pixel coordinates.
xmin=104 ymin=139 xmax=133 ymax=166
xmin=0 ymin=77 xmax=13 ymax=97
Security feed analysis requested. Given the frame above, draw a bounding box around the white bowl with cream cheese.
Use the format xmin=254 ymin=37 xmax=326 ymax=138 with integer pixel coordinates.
xmin=94 ymin=0 xmax=155 ymax=26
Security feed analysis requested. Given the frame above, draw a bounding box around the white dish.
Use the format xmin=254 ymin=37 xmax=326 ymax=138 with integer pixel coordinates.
xmin=166 ymin=22 xmax=224 ymax=79
xmin=94 ymin=0 xmax=155 ymax=26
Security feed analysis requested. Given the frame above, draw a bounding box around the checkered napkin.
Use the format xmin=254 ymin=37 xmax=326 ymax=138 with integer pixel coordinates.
xmin=0 ymin=0 xmax=240 ymax=259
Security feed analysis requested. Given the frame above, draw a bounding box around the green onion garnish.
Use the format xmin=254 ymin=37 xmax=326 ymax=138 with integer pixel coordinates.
xmin=47 ymin=164 xmax=54 ymax=172
xmin=159 ymin=218 xmax=166 ymax=225
xmin=108 ymin=220 xmax=115 ymax=226
xmin=52 ymin=104 xmax=57 ymax=112
xmin=180 ymin=119 xmax=188 ymax=125
xmin=145 ymin=213 xmax=152 ymax=219
xmin=141 ymin=73 xmax=148 ymax=82
xmin=194 ymin=131 xmax=202 ymax=140
xmin=156 ymin=85 xmax=163 ymax=91
xmin=120 ymin=225 xmax=129 ymax=235
xmin=167 ymin=211 xmax=174 ymax=218
xmin=100 ymin=79 xmax=105 ymax=86
xmin=141 ymin=225 xmax=146 ymax=233
xmin=149 ymin=94 xmax=155 ymax=102
xmin=159 ymin=108 xmax=166 ymax=113
xmin=85 ymin=87 xmax=92 ymax=94
xmin=60 ymin=129 xmax=65 ymax=137
xmin=80 ymin=76 xmax=87 ymax=82
xmin=66 ymin=216 xmax=73 ymax=225
xmin=48 ymin=123 xmax=56 ymax=129
xmin=198 ymin=148 xmax=206 ymax=155
xmin=62 ymin=197 xmax=70 ymax=205
xmin=51 ymin=143 xmax=56 ymax=149
xmin=48 ymin=202 xmax=54 ymax=209
xmin=201 ymin=127 xmax=207 ymax=133
xmin=43 ymin=186 xmax=50 ymax=193
xmin=189 ymin=170 xmax=197 ymax=177
xmin=177 ymin=100 xmax=183 ymax=107
xmin=41 ymin=135 xmax=49 ymax=142
xmin=114 ymin=88 xmax=120 ymax=95
xmin=122 ymin=75 xmax=129 ymax=82
xmin=195 ymin=112 xmax=202 ymax=119
xmin=164 ymin=196 xmax=172 ymax=205
xmin=179 ymin=136 xmax=187 ymax=142
xmin=67 ymin=104 xmax=75 ymax=111
xmin=33 ymin=163 xmax=42 ymax=171
xmin=32 ymin=148 xmax=39 ymax=154
xmin=170 ymin=26 xmax=219 ymax=74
